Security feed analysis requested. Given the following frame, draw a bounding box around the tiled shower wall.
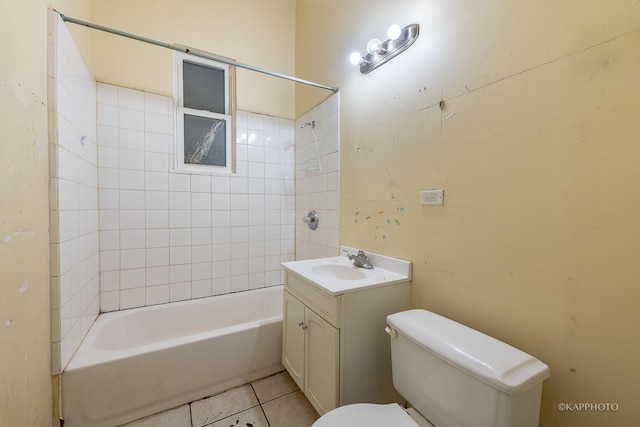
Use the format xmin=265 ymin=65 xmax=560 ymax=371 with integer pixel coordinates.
xmin=294 ymin=94 xmax=340 ymax=259
xmin=48 ymin=10 xmax=337 ymax=373
xmin=96 ymin=84 xmax=295 ymax=312
xmin=48 ymin=12 xmax=100 ymax=373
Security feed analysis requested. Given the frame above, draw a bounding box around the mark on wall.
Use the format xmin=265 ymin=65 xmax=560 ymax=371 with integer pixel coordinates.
xmin=353 ymin=207 xmax=405 ymax=241
xmin=11 ymin=81 xmax=29 ymax=110
xmin=19 ymin=280 xmax=29 ymax=293
xmin=1 ymin=225 xmax=33 ymax=244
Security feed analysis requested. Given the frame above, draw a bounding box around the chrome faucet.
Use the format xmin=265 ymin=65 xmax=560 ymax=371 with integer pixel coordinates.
xmin=348 ymin=250 xmax=373 ymax=269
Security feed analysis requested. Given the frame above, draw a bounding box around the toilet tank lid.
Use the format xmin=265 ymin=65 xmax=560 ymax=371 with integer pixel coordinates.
xmin=387 ymin=309 xmax=550 ymax=395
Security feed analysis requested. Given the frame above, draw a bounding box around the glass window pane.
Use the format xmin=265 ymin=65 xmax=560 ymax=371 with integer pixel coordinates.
xmin=183 ymin=61 xmax=225 ymax=113
xmin=183 ymin=114 xmax=226 ymax=167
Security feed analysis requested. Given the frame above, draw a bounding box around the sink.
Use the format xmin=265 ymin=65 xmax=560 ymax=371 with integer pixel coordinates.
xmin=282 ymin=246 xmax=412 ymax=296
xmin=310 ymin=263 xmax=367 ymax=280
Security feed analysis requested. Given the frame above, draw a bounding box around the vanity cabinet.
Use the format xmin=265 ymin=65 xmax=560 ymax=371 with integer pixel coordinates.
xmin=283 ymin=290 xmax=339 ymax=413
xmin=282 ymin=271 xmax=411 ymax=416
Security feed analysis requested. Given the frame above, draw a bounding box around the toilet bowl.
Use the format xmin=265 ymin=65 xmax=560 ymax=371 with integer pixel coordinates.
xmin=311 ymin=403 xmax=431 ymax=427
xmin=311 ymin=309 xmax=550 ymax=427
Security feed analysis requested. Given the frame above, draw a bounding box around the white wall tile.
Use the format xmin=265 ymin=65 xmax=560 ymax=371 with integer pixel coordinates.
xmin=146 ymin=191 xmax=169 ymax=210
xmin=144 ymin=92 xmax=169 ymax=115
xmin=119 ymin=148 xmax=145 ymax=171
xmin=98 ymin=167 xmax=119 ymax=189
xmin=120 ymin=190 xmax=145 ymax=210
xmin=98 ymin=146 xmax=118 ymax=168
xmin=170 ymin=282 xmax=191 ymax=302
xmin=120 ymin=288 xmax=145 ymax=309
xmin=192 ymin=245 xmax=212 ymax=264
xmin=191 ymin=210 xmax=211 ymax=228
xmin=96 ymin=81 xmax=301 ymax=312
xmin=120 ymin=229 xmax=145 ymax=249
xmin=119 ymin=128 xmax=145 ymax=151
xmin=97 ymin=125 xmax=118 ymax=147
xmin=170 ymin=246 xmax=191 ymax=265
xmin=120 ymin=267 xmax=145 ymax=290
xmin=100 ymin=250 xmax=120 ymax=271
xmin=170 ymin=265 xmax=191 ymax=283
xmin=169 ymin=210 xmax=191 ymax=228
xmin=146 ymin=266 xmax=169 ymax=286
xmin=212 ymin=276 xmax=231 ymax=295
xmin=146 ymin=210 xmax=169 ymax=229
xmin=169 ymin=173 xmax=190 ymax=191
xmin=120 ymin=249 xmax=145 ymax=270
xmin=191 ymin=279 xmax=212 ymax=298
xmin=294 ymin=94 xmax=340 ymax=260
xmin=192 ymin=228 xmax=212 ymax=245
xmin=211 ymin=193 xmax=231 ymax=210
xmin=146 ymin=229 xmax=169 ymax=248
xmin=145 ymin=132 xmax=171 ymax=154
xmin=100 ymin=270 xmax=119 ymax=292
xmin=120 ymin=210 xmax=145 ymax=229
xmin=169 ymin=228 xmax=191 ymax=247
xmin=99 ymin=230 xmax=119 ymax=251
xmin=192 ymin=262 xmax=212 ymax=280
xmin=145 ymin=171 xmax=169 ymax=191
xmin=145 ymin=112 xmax=170 ymax=134
xmin=118 ymin=87 xmax=145 ymax=110
xmin=100 ymin=291 xmax=120 ymax=312
xmin=97 ymin=83 xmax=118 ymax=106
xmin=170 ymin=191 xmax=191 ymax=210
xmin=119 ymin=169 xmax=145 ymax=190
xmin=146 ymin=284 xmax=170 ymax=306
xmin=98 ymin=104 xmax=118 ymax=127
xmin=146 ymin=247 xmax=169 ymax=268
xmin=190 ymin=174 xmax=211 ymax=193
xmin=212 ymin=227 xmax=230 ymax=244
xmin=51 ymin=14 xmax=100 ymax=373
xmin=145 ymin=151 xmax=169 ymax=172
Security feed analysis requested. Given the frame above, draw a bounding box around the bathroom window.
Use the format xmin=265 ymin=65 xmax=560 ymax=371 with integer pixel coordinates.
xmin=174 ymin=52 xmax=235 ymax=173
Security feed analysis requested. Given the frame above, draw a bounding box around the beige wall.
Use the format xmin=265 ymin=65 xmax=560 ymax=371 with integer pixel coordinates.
xmin=1 ymin=2 xmax=51 ymax=425
xmin=4 ymin=0 xmax=639 ymax=425
xmin=1 ymin=1 xmax=90 ymax=424
xmin=297 ymin=1 xmax=640 ymax=426
xmin=89 ymin=0 xmax=297 ymax=119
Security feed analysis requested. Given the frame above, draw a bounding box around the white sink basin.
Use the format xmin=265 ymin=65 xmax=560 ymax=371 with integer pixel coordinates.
xmin=309 ymin=263 xmax=367 ymax=280
xmin=282 ymin=247 xmax=411 ymax=296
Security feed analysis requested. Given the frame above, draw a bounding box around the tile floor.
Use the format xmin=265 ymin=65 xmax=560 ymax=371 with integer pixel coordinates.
xmin=121 ymin=371 xmax=320 ymax=427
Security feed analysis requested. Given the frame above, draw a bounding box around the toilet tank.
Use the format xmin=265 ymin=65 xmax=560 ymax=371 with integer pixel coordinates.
xmin=386 ymin=310 xmax=549 ymax=427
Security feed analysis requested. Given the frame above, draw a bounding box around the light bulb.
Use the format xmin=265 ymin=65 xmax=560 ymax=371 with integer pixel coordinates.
xmin=387 ymin=24 xmax=402 ymax=40
xmin=366 ymin=38 xmax=383 ymax=54
xmin=349 ymin=52 xmax=363 ymax=65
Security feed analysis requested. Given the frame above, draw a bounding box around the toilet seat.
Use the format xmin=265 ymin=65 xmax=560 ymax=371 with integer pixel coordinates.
xmin=311 ymin=403 xmax=420 ymax=427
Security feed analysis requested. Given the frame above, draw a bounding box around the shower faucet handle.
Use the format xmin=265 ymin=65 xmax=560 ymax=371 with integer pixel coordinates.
xmin=303 ymin=210 xmax=319 ymax=230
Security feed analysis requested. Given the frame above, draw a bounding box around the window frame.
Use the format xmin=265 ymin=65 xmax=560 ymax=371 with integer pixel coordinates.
xmin=174 ymin=52 xmax=235 ymax=174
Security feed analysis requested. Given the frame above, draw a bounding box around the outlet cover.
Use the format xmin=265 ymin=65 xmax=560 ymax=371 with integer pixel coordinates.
xmin=421 ymin=189 xmax=444 ymax=206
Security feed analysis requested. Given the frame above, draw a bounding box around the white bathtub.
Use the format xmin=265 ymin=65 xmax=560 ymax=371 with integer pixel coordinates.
xmin=62 ymin=285 xmax=284 ymax=427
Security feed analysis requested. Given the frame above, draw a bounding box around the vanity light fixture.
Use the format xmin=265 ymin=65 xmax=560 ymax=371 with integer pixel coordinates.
xmin=349 ymin=23 xmax=420 ymax=74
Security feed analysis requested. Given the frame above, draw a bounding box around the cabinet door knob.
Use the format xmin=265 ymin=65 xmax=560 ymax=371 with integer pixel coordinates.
xmin=299 ymin=322 xmax=308 ymax=330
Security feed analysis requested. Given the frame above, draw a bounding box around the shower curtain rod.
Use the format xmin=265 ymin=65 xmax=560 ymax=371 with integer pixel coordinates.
xmin=56 ymin=12 xmax=339 ymax=93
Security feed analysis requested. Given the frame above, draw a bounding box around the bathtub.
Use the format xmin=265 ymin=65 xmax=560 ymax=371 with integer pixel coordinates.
xmin=62 ymin=285 xmax=284 ymax=427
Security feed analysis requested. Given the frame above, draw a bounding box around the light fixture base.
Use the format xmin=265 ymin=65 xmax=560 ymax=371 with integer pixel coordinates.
xmin=359 ymin=24 xmax=420 ymax=74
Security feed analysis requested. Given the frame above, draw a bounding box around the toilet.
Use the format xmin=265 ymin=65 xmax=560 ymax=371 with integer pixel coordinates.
xmin=312 ymin=309 xmax=550 ymax=427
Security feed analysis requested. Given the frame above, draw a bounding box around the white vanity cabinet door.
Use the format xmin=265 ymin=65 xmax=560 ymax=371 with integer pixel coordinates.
xmin=304 ymin=307 xmax=339 ymax=414
xmin=283 ymin=289 xmax=340 ymax=415
xmin=282 ymin=272 xmax=410 ymax=415
xmin=282 ymin=291 xmax=306 ymax=390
